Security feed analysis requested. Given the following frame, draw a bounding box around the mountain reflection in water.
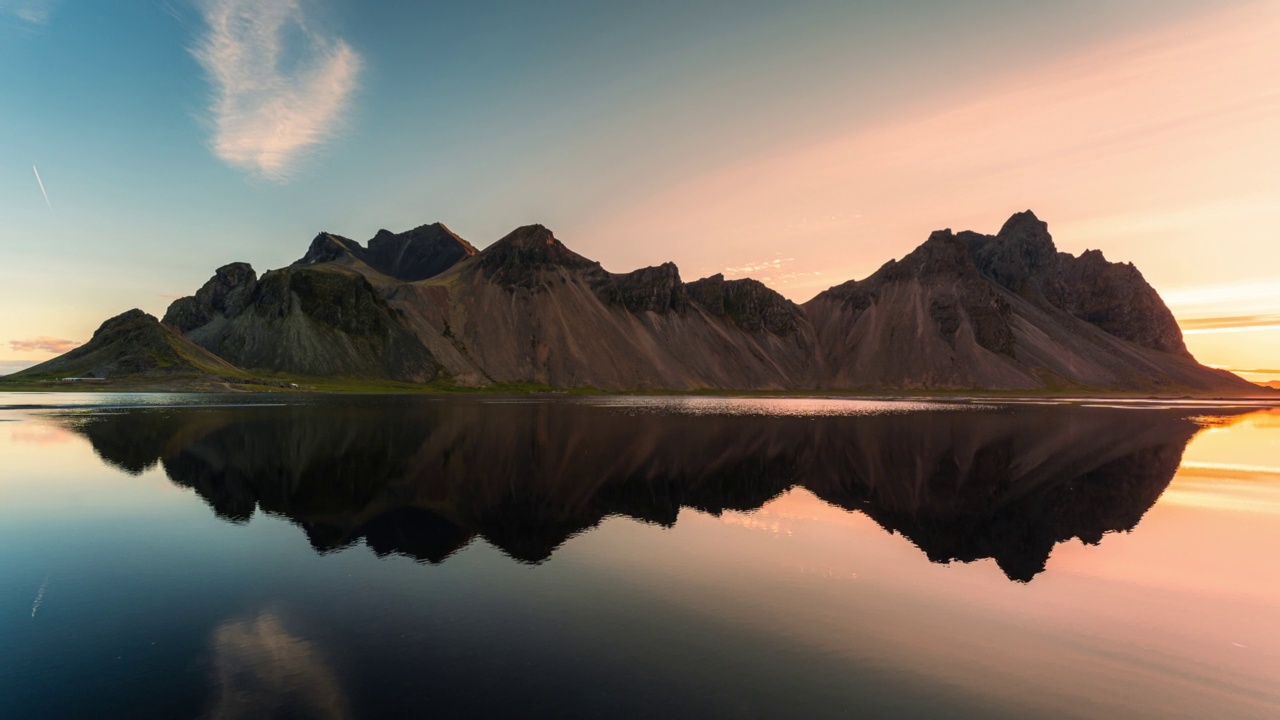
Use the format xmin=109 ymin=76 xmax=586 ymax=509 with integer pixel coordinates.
xmin=56 ymin=398 xmax=1233 ymax=582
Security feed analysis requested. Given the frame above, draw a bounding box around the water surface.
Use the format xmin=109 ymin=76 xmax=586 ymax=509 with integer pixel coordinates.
xmin=1 ymin=393 xmax=1278 ymax=718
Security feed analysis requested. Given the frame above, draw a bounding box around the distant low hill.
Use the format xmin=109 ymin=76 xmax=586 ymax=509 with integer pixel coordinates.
xmin=12 ymin=309 xmax=245 ymax=383
xmin=7 ymin=211 xmax=1264 ymax=395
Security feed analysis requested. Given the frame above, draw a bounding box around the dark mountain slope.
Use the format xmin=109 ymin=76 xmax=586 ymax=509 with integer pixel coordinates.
xmin=164 ymin=263 xmax=439 ymax=382
xmin=389 ymin=224 xmax=815 ymax=390
xmin=10 ymin=309 xmax=244 ymax=381
xmin=806 ymin=230 xmax=1030 ymax=389
xmin=967 ymin=211 xmax=1188 ymax=356
xmin=805 ymin=211 xmax=1252 ymax=392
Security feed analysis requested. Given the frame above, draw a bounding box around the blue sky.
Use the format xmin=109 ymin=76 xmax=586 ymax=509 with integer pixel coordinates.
xmin=3 ymin=0 xmax=1278 ymax=377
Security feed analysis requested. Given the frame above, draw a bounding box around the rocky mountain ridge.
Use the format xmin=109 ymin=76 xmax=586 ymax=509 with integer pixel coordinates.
xmin=8 ymin=211 xmax=1261 ymax=394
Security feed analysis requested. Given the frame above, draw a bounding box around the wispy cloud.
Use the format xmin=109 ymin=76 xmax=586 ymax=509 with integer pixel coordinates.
xmin=9 ymin=336 xmax=80 ymax=353
xmin=725 ymin=256 xmax=794 ymax=275
xmin=721 ymin=255 xmax=823 ymax=286
xmin=0 ymin=0 xmax=55 ymax=24
xmin=193 ymin=0 xmax=362 ymax=181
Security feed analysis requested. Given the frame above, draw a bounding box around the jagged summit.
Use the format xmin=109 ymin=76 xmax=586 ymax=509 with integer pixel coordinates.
xmin=686 ymin=274 xmax=803 ymax=335
xmin=163 ymin=262 xmax=258 ymax=333
xmin=371 ymin=221 xmax=470 ymax=246
xmin=880 ymin=229 xmax=987 ymax=280
xmin=476 ymin=225 xmax=600 ymax=287
xmin=802 ymin=210 xmax=1244 ymax=390
xmin=967 ymin=209 xmax=1061 ymax=297
xmin=479 ymin=224 xmax=577 ymax=256
xmin=999 ymin=208 xmax=1050 ymax=237
xmin=295 ymin=223 xmax=476 ymax=283
xmin=297 ymin=232 xmax=359 ymax=267
xmin=486 ymin=223 xmax=555 ymax=246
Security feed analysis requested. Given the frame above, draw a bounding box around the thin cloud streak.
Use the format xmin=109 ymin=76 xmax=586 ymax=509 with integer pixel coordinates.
xmin=10 ymin=336 xmax=79 ymax=353
xmin=1180 ymin=314 xmax=1280 ymax=333
xmin=32 ymin=165 xmax=52 ymax=210
xmin=193 ymin=0 xmax=362 ymax=181
xmin=1184 ymin=326 xmax=1280 ymax=336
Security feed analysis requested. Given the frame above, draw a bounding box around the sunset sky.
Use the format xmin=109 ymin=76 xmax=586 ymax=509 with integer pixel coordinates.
xmin=2 ymin=0 xmax=1277 ymax=380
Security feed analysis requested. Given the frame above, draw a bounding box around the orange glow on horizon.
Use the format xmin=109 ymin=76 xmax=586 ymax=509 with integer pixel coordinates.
xmin=582 ymin=2 xmax=1280 ymax=381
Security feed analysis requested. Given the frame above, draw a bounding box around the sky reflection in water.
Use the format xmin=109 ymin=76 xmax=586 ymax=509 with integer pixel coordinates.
xmin=0 ymin=394 xmax=1277 ymax=719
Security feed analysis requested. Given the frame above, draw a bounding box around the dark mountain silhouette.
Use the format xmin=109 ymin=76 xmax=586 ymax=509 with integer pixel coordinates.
xmin=386 ymin=224 xmax=815 ymax=388
xmin=10 ymin=211 xmax=1260 ymax=393
xmin=804 ymin=212 xmax=1234 ymax=390
xmin=52 ymin=399 xmax=1241 ymax=581
xmin=294 ymin=222 xmax=477 ymax=283
xmin=161 ymin=262 xmax=438 ymax=381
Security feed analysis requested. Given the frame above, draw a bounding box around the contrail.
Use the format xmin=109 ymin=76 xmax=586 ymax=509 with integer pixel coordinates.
xmin=32 ymin=164 xmax=52 ymax=211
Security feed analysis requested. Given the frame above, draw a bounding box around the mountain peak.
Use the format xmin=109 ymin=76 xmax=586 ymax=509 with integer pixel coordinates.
xmin=297 ymin=224 xmax=476 ymax=282
xmin=871 ymin=228 xmax=982 ymax=282
xmin=999 ymin=209 xmax=1045 ymax=233
xmin=299 ymin=232 xmax=360 ymax=266
xmin=162 ymin=262 xmax=259 ymax=333
xmin=94 ymin=308 xmax=155 ymax=339
xmin=969 ymin=210 xmax=1059 ymax=293
xmin=363 ymin=222 xmax=477 ymax=281
xmin=477 ymin=225 xmax=599 ymax=288
xmin=496 ymin=224 xmax=557 ymax=247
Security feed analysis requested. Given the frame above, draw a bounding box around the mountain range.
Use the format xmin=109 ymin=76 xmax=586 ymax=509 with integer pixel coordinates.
xmin=8 ymin=210 xmax=1263 ymax=394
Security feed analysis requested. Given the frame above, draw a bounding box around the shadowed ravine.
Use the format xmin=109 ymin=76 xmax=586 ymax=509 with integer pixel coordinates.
xmin=54 ymin=399 xmax=1237 ymax=582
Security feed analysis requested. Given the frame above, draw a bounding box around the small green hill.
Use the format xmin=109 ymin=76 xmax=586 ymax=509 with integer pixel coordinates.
xmin=7 ymin=309 xmax=246 ymax=381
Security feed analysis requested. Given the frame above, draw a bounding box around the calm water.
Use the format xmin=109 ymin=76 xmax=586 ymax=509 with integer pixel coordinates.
xmin=1 ymin=393 xmax=1278 ymax=719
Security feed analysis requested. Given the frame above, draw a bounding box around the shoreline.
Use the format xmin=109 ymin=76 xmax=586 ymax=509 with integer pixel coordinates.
xmin=1 ymin=378 xmax=1276 ymax=403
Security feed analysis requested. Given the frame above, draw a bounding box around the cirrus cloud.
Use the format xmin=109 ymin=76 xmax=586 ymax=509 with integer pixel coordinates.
xmin=0 ymin=0 xmax=55 ymax=25
xmin=9 ymin=336 xmax=80 ymax=354
xmin=193 ymin=0 xmax=362 ymax=181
